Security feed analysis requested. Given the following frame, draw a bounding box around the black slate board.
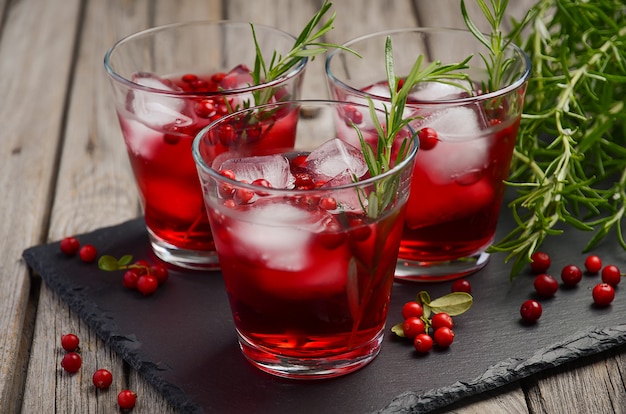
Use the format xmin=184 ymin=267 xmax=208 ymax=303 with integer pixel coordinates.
xmin=22 ymin=212 xmax=626 ymax=414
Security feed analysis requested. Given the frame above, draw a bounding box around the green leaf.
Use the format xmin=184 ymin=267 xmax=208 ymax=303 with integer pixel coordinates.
xmin=391 ymin=322 xmax=405 ymax=337
xmin=428 ymin=292 xmax=474 ymax=316
xmin=98 ymin=255 xmax=120 ymax=271
xmin=118 ymin=255 xmax=134 ymax=266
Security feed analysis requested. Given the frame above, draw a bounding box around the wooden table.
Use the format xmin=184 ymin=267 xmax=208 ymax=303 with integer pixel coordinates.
xmin=3 ymin=0 xmax=625 ymax=412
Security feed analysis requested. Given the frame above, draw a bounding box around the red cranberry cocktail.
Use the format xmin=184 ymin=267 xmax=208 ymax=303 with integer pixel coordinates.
xmin=193 ymin=101 xmax=418 ymax=379
xmin=104 ymin=21 xmax=306 ymax=269
xmin=326 ymin=28 xmax=531 ymax=282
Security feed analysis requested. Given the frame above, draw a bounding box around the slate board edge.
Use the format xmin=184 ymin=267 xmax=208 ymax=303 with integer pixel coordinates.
xmin=20 ymin=219 xmax=626 ymax=414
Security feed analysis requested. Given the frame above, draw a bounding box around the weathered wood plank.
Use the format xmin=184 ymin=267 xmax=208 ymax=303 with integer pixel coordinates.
xmin=0 ymin=0 xmax=81 ymax=411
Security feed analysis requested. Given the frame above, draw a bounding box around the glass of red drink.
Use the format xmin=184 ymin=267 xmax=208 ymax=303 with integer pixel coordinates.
xmin=193 ymin=100 xmax=418 ymax=379
xmin=326 ymin=28 xmax=531 ymax=282
xmin=104 ymin=21 xmax=306 ymax=269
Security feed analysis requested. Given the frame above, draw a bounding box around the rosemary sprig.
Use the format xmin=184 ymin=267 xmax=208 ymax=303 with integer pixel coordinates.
xmin=354 ymin=36 xmax=471 ymax=218
xmin=470 ymin=0 xmax=626 ymax=278
xmin=249 ymin=0 xmax=350 ymax=106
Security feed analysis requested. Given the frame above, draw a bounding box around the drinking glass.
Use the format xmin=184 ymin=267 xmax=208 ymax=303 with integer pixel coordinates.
xmin=104 ymin=21 xmax=306 ymax=269
xmin=193 ymin=100 xmax=418 ymax=378
xmin=326 ymin=27 xmax=531 ymax=282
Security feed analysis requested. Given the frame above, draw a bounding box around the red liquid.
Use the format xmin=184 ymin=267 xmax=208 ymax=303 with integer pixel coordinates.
xmin=207 ymin=156 xmax=406 ymax=360
xmin=117 ymin=70 xmax=298 ymax=252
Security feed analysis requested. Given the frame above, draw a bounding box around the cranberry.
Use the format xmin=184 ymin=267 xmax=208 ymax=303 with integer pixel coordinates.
xmin=136 ymin=275 xmax=159 ymax=296
xmin=433 ymin=327 xmax=455 ymax=348
xmin=92 ymin=369 xmax=113 ymax=389
xmin=194 ymin=99 xmax=217 ymax=118
xmin=601 ymin=265 xmax=621 ymax=287
xmin=451 ymin=279 xmax=472 ymax=294
xmin=533 ymin=274 xmax=559 ymax=298
xmin=530 ymin=251 xmax=551 ymax=274
xmin=402 ymin=317 xmax=425 ymax=339
xmin=418 ymin=127 xmax=438 ymax=150
xmin=117 ymin=389 xmax=137 ymax=410
xmin=520 ymin=299 xmax=542 ymax=323
xmin=592 ymin=283 xmax=615 ymax=307
xmin=60 ymin=237 xmax=80 ymax=256
xmin=235 ymin=186 xmax=255 ymax=204
xmin=181 ymin=73 xmax=198 ymax=83
xmin=561 ymin=264 xmax=583 ymax=287
xmin=61 ymin=352 xmax=82 ymax=374
xmin=61 ymin=333 xmax=80 ymax=352
xmin=413 ymin=333 xmax=433 ymax=353
xmin=431 ymin=312 xmax=454 ymax=330
xmin=319 ymin=197 xmax=337 ymax=211
xmin=401 ymin=301 xmax=423 ymax=319
xmin=79 ymin=244 xmax=98 ymax=263
xmin=584 ymin=255 xmax=602 ymax=274
xmin=151 ymin=264 xmax=169 ymax=285
xmin=123 ymin=269 xmax=140 ymax=289
xmin=344 ymin=105 xmax=363 ymax=125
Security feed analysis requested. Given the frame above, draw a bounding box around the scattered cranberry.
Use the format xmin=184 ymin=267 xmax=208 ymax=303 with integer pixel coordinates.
xmin=92 ymin=368 xmax=113 ymax=389
xmin=413 ymin=333 xmax=433 ymax=353
xmin=561 ymin=264 xmax=583 ymax=287
xmin=431 ymin=312 xmax=454 ymax=331
xmin=433 ymin=327 xmax=455 ymax=348
xmin=401 ymin=301 xmax=423 ymax=319
xmin=601 ymin=265 xmax=621 ymax=287
xmin=402 ymin=317 xmax=425 ymax=339
xmin=418 ymin=127 xmax=438 ymax=150
xmin=61 ymin=352 xmax=82 ymax=374
xmin=520 ymin=299 xmax=542 ymax=323
xmin=117 ymin=389 xmax=137 ymax=410
xmin=533 ymin=274 xmax=559 ymax=298
xmin=151 ymin=264 xmax=169 ymax=285
xmin=451 ymin=279 xmax=472 ymax=294
xmin=61 ymin=333 xmax=80 ymax=352
xmin=79 ymin=244 xmax=98 ymax=263
xmin=530 ymin=251 xmax=551 ymax=274
xmin=60 ymin=237 xmax=80 ymax=256
xmin=136 ymin=275 xmax=159 ymax=296
xmin=592 ymin=283 xmax=615 ymax=307
xmin=584 ymin=255 xmax=603 ymax=274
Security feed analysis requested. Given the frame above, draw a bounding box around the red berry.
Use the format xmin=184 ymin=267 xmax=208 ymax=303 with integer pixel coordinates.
xmin=530 ymin=251 xmax=551 ymax=274
xmin=418 ymin=127 xmax=438 ymax=150
xmin=584 ymin=255 xmax=602 ymax=274
xmin=123 ymin=270 xmax=140 ymax=289
xmin=319 ymin=197 xmax=337 ymax=211
xmin=451 ymin=279 xmax=472 ymax=294
xmin=59 ymin=237 xmax=80 ymax=256
xmin=520 ymin=299 xmax=542 ymax=323
xmin=561 ymin=264 xmax=583 ymax=287
xmin=601 ymin=265 xmax=621 ymax=287
xmin=413 ymin=333 xmax=434 ymax=353
xmin=431 ymin=312 xmax=454 ymax=330
xmin=433 ymin=327 xmax=455 ymax=348
xmin=92 ymin=369 xmax=113 ymax=389
xmin=117 ymin=389 xmax=137 ymax=409
xmin=136 ymin=275 xmax=159 ymax=296
xmin=533 ymin=274 xmax=559 ymax=298
xmin=79 ymin=244 xmax=98 ymax=263
xmin=402 ymin=317 xmax=426 ymax=339
xmin=61 ymin=333 xmax=80 ymax=352
xmin=151 ymin=264 xmax=169 ymax=285
xmin=592 ymin=283 xmax=615 ymax=307
xmin=401 ymin=301 xmax=424 ymax=319
xmin=61 ymin=352 xmax=82 ymax=374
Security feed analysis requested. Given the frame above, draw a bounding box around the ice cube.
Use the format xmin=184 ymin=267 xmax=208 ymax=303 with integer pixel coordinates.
xmin=306 ymin=138 xmax=368 ymax=181
xmin=216 ymin=154 xmax=295 ymax=189
xmin=321 ymin=170 xmax=368 ymax=213
xmin=219 ymin=64 xmax=253 ymax=90
xmin=408 ymin=80 xmax=473 ymax=101
xmin=130 ymin=72 xmax=192 ymax=129
xmin=413 ymin=106 xmax=490 ymax=186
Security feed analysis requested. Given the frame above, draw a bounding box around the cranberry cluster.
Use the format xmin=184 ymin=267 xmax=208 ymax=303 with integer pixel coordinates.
xmin=60 ymin=333 xmax=136 ymax=409
xmin=399 ymin=301 xmax=456 ymax=353
xmin=520 ymin=252 xmax=623 ymax=323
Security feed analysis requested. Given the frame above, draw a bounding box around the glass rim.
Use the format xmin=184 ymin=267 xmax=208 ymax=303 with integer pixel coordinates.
xmin=192 ymin=99 xmax=419 ymax=195
xmin=103 ymin=20 xmax=307 ymax=97
xmin=325 ymin=26 xmax=532 ymax=106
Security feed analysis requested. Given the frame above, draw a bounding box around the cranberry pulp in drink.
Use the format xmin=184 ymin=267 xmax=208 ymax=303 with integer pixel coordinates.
xmin=205 ymin=147 xmax=406 ymax=377
xmin=117 ymin=68 xmax=297 ymax=254
xmin=361 ymin=80 xmax=520 ymax=266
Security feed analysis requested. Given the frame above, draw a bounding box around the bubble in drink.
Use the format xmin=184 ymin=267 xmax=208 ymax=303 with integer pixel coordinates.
xmin=130 ymin=72 xmax=192 ymax=128
xmin=305 ymin=138 xmax=368 ymax=181
xmin=215 ymin=154 xmax=296 ymax=189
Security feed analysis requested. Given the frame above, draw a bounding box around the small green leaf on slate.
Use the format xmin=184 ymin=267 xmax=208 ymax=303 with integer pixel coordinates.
xmin=98 ymin=255 xmax=121 ymax=271
xmin=391 ymin=322 xmax=405 ymax=337
xmin=428 ymin=292 xmax=473 ymax=316
xmin=118 ymin=255 xmax=134 ymax=266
